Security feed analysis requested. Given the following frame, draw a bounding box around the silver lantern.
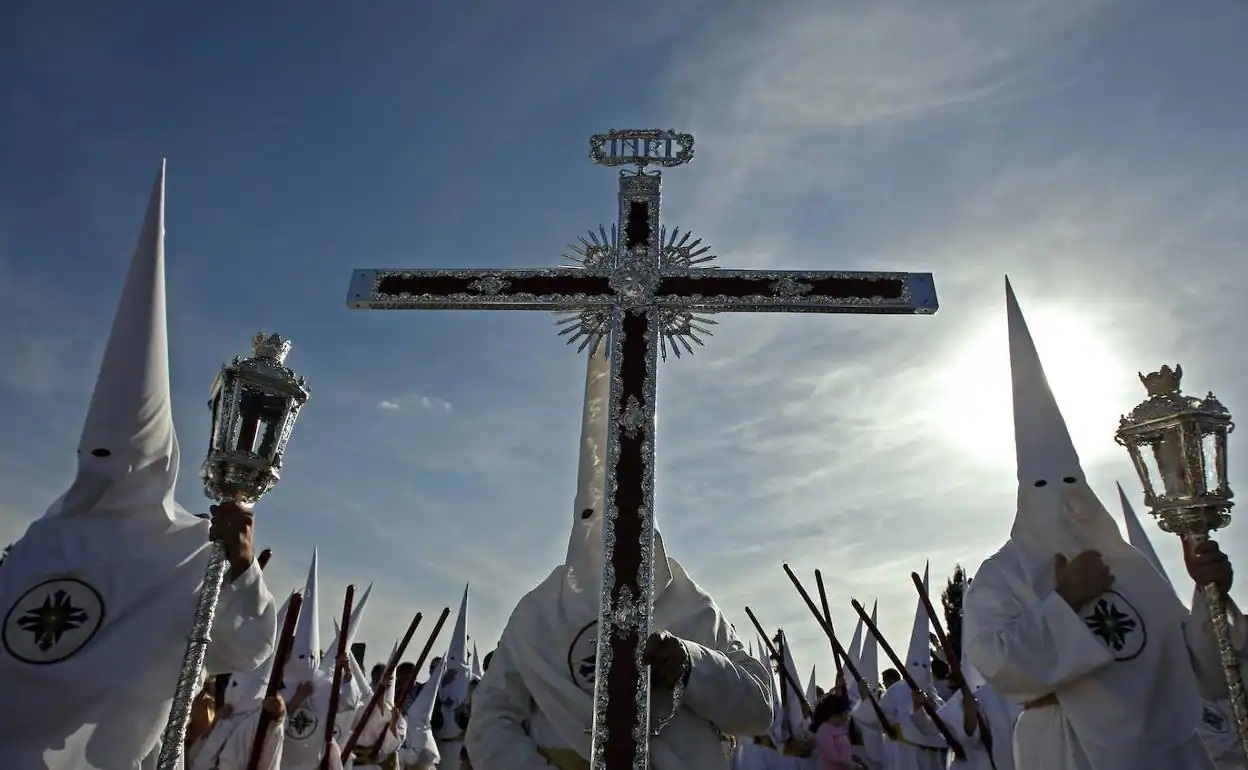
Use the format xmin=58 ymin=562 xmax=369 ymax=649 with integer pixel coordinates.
xmin=202 ymin=332 xmax=311 ymax=503
xmin=157 ymin=332 xmax=310 ymax=770
xmin=1115 ymin=364 xmax=1246 ymax=756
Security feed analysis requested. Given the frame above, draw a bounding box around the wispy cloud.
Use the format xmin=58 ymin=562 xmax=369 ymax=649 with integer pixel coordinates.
xmin=378 ymin=393 xmax=453 ymax=413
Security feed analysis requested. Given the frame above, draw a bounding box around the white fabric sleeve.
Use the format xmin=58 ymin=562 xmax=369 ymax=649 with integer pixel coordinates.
xmin=963 ymin=571 xmax=1114 ymax=703
xmin=205 ymin=559 xmax=277 ymax=676
xmin=462 ymin=638 xmax=556 ymax=770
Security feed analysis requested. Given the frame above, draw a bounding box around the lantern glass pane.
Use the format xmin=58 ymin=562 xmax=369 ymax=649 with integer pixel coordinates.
xmin=1150 ymin=429 xmax=1192 ymax=498
xmin=236 ymin=390 xmax=288 ymax=456
xmin=1200 ymin=430 xmax=1223 ymax=493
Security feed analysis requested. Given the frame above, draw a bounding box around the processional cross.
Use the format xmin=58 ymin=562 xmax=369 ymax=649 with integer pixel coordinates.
xmin=346 ymin=130 xmax=939 ymax=770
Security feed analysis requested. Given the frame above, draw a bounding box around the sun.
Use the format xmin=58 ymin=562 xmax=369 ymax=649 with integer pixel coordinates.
xmin=932 ymin=303 xmax=1138 ymax=470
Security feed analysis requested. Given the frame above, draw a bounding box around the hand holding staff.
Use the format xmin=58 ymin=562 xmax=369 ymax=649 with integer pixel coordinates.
xmin=319 ymin=585 xmax=356 ymax=770
xmin=341 ymin=612 xmax=423 ymax=758
xmin=910 ymin=572 xmax=997 ymax=770
xmin=373 ymin=606 xmax=452 ymax=756
xmin=849 ymin=598 xmax=966 ymax=760
xmin=781 ymin=565 xmax=890 ymax=731
xmin=246 ymin=590 xmax=302 ymax=770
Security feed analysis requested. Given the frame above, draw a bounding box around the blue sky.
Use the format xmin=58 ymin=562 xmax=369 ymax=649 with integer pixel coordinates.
xmin=3 ymin=1 xmax=1248 ymax=681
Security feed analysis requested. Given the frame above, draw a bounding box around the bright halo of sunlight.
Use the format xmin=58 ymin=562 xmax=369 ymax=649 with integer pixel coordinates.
xmin=933 ymin=303 xmax=1137 ymax=470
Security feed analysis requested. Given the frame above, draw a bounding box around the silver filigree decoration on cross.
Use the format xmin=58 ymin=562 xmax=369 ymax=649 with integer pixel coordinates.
xmin=558 ymin=225 xmax=719 ymax=358
xmin=771 ymin=277 xmax=813 ymax=297
xmin=469 ymin=275 xmax=510 ymax=295
xmin=620 ymin=396 xmax=645 ymax=439
xmin=610 ymin=585 xmax=646 ymax=640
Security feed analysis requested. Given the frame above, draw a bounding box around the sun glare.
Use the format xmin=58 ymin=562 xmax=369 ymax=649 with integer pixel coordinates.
xmin=933 ymin=305 xmax=1138 ymax=470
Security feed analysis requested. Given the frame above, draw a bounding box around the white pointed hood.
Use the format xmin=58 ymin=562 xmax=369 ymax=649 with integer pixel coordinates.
xmin=1118 ymin=482 xmax=1176 ymax=591
xmin=50 ymin=161 xmax=185 ymax=523
xmin=402 ymin=652 xmax=447 ymax=763
xmin=441 ymin=584 xmax=472 ymax=709
xmin=846 ymin=611 xmax=865 ymax=674
xmin=287 ymin=549 xmax=320 ymax=684
xmin=471 ymin=642 xmax=483 ymax=681
xmin=564 ymin=340 xmax=671 ymax=614
xmin=321 ymin=582 xmax=372 ymax=672
xmin=805 ymin=665 xmax=818 ymax=709
xmin=1005 ymin=278 xmax=1139 ymax=575
xmin=905 ymin=563 xmax=933 ymax=691
xmin=860 ymin=600 xmax=880 ymax=692
xmin=778 ymin=631 xmax=806 ymax=738
xmin=225 ymin=594 xmax=292 ymax=710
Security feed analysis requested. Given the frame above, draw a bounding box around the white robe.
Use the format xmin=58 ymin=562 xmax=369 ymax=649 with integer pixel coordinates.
xmin=1199 ymin=700 xmax=1248 ymax=770
xmin=464 ymin=558 xmax=773 ymax=770
xmin=964 ymin=540 xmax=1248 ymax=770
xmin=936 ymin=684 xmax=1018 ymax=770
xmin=189 ymin=706 xmax=284 ymax=770
xmin=851 ymin=681 xmax=946 ymax=770
xmin=0 ymin=519 xmax=275 ymax=770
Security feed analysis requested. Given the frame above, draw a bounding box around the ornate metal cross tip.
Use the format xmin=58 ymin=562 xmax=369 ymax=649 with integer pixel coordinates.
xmin=346 ymin=129 xmax=938 ymax=770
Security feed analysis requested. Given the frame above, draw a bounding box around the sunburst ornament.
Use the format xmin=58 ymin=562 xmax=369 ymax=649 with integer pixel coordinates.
xmin=557 ymin=225 xmax=719 ymax=360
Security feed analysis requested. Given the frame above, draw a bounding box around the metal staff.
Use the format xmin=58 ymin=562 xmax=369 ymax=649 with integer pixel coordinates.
xmin=320 ymin=585 xmax=357 ymax=770
xmin=246 ymin=591 xmax=303 ymax=770
xmin=342 ymin=612 xmax=424 ymax=759
xmin=157 ymin=333 xmax=311 ymax=770
xmin=910 ymin=572 xmax=997 ymax=770
xmin=1117 ymin=365 xmax=1248 ymax=757
xmin=849 ymin=599 xmax=965 ymax=760
xmin=782 ymin=565 xmax=889 ymax=730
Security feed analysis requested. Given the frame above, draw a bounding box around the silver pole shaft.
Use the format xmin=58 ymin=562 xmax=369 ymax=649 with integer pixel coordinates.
xmin=156 ymin=542 xmax=229 ymax=770
xmin=1201 ymin=580 xmax=1248 ymax=758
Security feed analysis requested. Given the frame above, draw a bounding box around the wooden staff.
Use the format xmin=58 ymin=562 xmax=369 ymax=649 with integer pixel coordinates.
xmin=245 ymin=591 xmax=303 ymax=770
xmin=849 ymin=598 xmax=965 ymax=760
xmin=373 ymin=606 xmax=452 ymax=755
xmin=813 ymin=569 xmax=846 ymax=685
xmin=341 ymin=612 xmax=423 ymax=758
xmin=743 ymin=606 xmax=811 ymax=718
xmin=319 ymin=585 xmax=356 ymax=770
xmin=911 ymin=572 xmax=997 ymax=770
xmin=257 ymin=548 xmax=273 ymax=570
xmin=782 ymin=565 xmax=890 ymax=731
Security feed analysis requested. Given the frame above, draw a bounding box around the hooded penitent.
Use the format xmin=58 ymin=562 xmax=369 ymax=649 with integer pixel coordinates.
xmin=465 ymin=338 xmax=772 ymax=769
xmin=1117 ymin=483 xmax=1176 ymax=592
xmin=904 ymin=562 xmax=934 ymax=692
xmin=287 ymin=550 xmax=321 ymax=686
xmin=1004 ymin=278 xmax=1142 ymax=576
xmin=0 ymin=162 xmax=276 ymax=770
xmin=961 ymin=278 xmax=1224 ymax=770
xmin=399 ymin=654 xmax=447 ymax=767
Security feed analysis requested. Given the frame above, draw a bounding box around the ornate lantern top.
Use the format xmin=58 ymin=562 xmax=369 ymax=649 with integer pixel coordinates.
xmin=252 ymin=332 xmax=293 ymax=365
xmin=1119 ymin=365 xmax=1230 ymax=428
xmin=1115 ymin=365 xmax=1234 ymax=535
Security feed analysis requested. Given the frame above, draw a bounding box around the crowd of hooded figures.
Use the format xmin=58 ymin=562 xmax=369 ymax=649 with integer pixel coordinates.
xmin=4 ymin=162 xmax=1248 ymax=770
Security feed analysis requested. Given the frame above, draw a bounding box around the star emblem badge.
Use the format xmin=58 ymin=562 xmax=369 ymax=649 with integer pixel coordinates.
xmin=3 ymin=578 xmax=105 ymax=665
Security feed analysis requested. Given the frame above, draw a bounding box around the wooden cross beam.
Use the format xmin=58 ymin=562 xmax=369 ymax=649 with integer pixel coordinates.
xmin=346 ymin=129 xmax=938 ymax=770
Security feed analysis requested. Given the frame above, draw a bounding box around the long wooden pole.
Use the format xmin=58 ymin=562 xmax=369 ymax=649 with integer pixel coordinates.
xmin=849 ymin=598 xmax=965 ymax=760
xmin=781 ymin=565 xmax=889 ymax=730
xmin=910 ymin=572 xmax=997 ymax=770
xmin=245 ymin=590 xmax=302 ymax=770
xmin=319 ymin=585 xmax=356 ymax=770
xmin=372 ymin=606 xmax=452 ymax=756
xmin=813 ymin=569 xmax=846 ymax=685
xmin=341 ymin=612 xmax=423 ymax=759
xmin=743 ymin=606 xmax=811 ymax=718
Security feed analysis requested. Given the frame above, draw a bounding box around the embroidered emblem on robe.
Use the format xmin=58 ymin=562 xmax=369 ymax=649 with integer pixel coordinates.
xmin=1080 ymin=590 xmax=1147 ymax=662
xmin=566 ymin=620 xmax=598 ymax=693
xmin=1203 ymin=703 xmax=1229 ymax=733
xmin=3 ymin=578 xmax=105 ymax=664
xmin=287 ymin=705 xmax=319 ymax=739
